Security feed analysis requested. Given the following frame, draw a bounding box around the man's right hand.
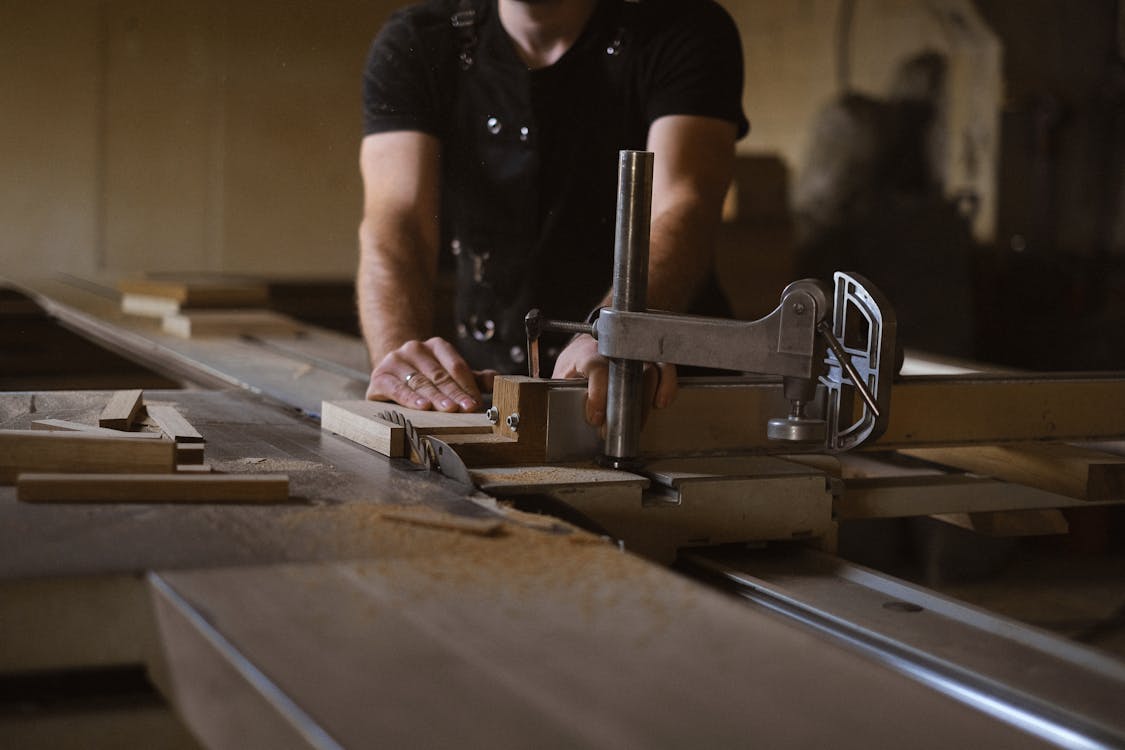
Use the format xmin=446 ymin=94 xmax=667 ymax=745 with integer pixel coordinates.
xmin=366 ymin=337 xmax=495 ymax=412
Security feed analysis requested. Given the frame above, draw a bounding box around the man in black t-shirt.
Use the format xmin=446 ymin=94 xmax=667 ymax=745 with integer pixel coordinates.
xmin=358 ymin=0 xmax=748 ymax=428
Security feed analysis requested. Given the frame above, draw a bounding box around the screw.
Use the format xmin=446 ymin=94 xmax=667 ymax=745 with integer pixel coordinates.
xmin=793 ymin=302 xmax=807 ymax=315
xmin=506 ymin=413 xmax=520 ymax=432
xmin=485 ymin=406 xmax=499 ymax=424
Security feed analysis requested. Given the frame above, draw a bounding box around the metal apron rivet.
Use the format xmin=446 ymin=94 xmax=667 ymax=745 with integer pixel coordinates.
xmin=486 ymin=116 xmax=501 ymax=135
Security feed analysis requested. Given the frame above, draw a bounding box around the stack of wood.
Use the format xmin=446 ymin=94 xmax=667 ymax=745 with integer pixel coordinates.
xmin=117 ymin=276 xmax=302 ymax=339
xmin=1 ymin=389 xmax=289 ymax=504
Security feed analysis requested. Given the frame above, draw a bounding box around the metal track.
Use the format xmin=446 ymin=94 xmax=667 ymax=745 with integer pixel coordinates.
xmin=684 ymin=547 xmax=1125 ymax=750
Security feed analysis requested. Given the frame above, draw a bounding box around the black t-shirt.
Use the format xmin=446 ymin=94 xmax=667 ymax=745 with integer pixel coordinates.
xmin=363 ymin=0 xmax=749 ymax=372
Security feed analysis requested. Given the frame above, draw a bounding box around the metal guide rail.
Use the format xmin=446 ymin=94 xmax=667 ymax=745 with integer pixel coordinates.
xmin=684 ymin=546 xmax=1125 ymax=750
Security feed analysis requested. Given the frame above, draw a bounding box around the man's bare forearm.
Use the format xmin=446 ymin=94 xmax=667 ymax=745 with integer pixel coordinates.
xmin=357 ymin=217 xmax=437 ymax=365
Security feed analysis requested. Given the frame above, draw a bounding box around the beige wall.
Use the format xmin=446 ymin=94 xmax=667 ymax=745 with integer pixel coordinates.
xmin=0 ymin=0 xmax=999 ymax=279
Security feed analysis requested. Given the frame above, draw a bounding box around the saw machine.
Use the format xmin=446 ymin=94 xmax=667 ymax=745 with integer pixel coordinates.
xmin=322 ymin=150 xmax=1125 ymax=562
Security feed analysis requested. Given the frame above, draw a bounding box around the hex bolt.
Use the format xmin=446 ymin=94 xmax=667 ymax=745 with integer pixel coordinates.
xmin=485 ymin=406 xmax=499 ymax=425
xmin=506 ymin=413 xmax=520 ymax=432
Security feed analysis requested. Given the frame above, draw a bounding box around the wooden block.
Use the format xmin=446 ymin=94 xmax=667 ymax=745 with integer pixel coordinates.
xmin=321 ymin=402 xmax=404 ymax=457
xmin=99 ymin=389 xmax=144 ymax=429
xmin=162 ymin=310 xmax=302 ymax=339
xmin=17 ymin=473 xmax=289 ymax=504
xmin=486 ymin=376 xmax=551 ymax=463
xmin=900 ymin=443 xmax=1125 ymax=501
xmin=32 ymin=419 xmax=164 ymax=439
xmin=0 ymin=430 xmax=175 ymax=482
xmin=176 ymin=463 xmax=212 ymax=473
xmin=120 ymin=293 xmax=182 ymax=318
xmin=931 ymin=508 xmax=1069 ymax=537
xmin=176 ymin=443 xmax=206 ymax=466
xmin=320 ymin=400 xmax=492 ymax=459
xmin=147 ymin=405 xmax=204 ymax=443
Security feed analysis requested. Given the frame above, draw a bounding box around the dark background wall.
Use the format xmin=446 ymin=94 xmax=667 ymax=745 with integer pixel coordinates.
xmin=973 ymin=0 xmax=1125 ymax=369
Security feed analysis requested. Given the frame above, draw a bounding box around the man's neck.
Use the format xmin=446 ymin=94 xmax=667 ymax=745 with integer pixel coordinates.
xmin=497 ymin=0 xmax=599 ymax=69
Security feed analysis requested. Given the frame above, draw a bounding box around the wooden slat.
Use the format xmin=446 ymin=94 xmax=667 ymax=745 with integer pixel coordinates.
xmin=147 ymin=404 xmax=204 ymax=443
xmin=162 ymin=310 xmax=302 ymax=339
xmin=117 ymin=277 xmax=268 ymax=307
xmin=836 ymin=475 xmax=1114 ymax=520
xmin=99 ymin=389 xmax=144 ymax=429
xmin=0 ymin=430 xmax=175 ymax=482
xmin=32 ymin=419 xmax=164 ymax=439
xmin=900 ymin=443 xmax=1125 ymax=501
xmin=931 ymin=508 xmax=1070 ymax=537
xmin=17 ymin=473 xmax=289 ymax=504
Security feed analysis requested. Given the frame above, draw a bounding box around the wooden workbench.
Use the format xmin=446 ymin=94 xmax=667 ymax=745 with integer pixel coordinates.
xmin=0 ymin=274 xmax=1073 ymax=748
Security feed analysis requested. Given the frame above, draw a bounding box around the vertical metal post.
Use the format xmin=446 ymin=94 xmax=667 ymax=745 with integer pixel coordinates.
xmin=603 ymin=150 xmax=653 ymax=469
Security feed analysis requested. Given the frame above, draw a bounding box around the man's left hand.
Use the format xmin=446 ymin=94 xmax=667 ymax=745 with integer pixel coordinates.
xmin=551 ymin=334 xmax=677 ymax=430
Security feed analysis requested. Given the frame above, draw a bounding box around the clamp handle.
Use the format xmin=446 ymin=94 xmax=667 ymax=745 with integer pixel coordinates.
xmin=820 ymin=271 xmax=897 ymax=451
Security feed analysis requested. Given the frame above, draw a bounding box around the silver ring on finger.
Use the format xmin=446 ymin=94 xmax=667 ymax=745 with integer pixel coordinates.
xmin=404 ymin=371 xmax=420 ymax=388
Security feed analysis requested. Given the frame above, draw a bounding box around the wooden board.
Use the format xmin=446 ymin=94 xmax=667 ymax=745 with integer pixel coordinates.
xmin=17 ymin=473 xmax=289 ymax=504
xmin=99 ymin=389 xmax=144 ymax=429
xmin=146 ymin=404 xmax=204 ymax=443
xmin=32 ymin=419 xmax=164 ymax=439
xmin=162 ymin=310 xmax=302 ymax=339
xmin=0 ymin=430 xmax=175 ymax=482
xmin=901 ymin=443 xmax=1125 ymax=501
xmin=540 ymin=375 xmax=1125 ymax=459
xmin=320 ymin=400 xmax=492 ymax=459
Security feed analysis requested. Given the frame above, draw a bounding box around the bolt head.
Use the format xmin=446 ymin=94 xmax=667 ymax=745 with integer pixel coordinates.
xmin=485 ymin=406 xmax=499 ymax=424
xmin=506 ymin=413 xmax=520 ymax=431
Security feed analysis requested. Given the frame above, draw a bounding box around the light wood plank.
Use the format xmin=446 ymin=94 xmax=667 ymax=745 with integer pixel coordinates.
xmin=147 ymin=404 xmax=204 ymax=443
xmin=0 ymin=430 xmax=175 ymax=482
xmin=32 ymin=418 xmax=164 ymax=438
xmin=17 ymin=473 xmax=289 ymax=504
xmin=320 ymin=400 xmax=493 ymax=459
xmin=901 ymin=443 xmax=1125 ymax=501
xmin=320 ymin=401 xmax=405 ymax=458
xmin=99 ymin=389 xmax=144 ymax=429
xmin=162 ymin=310 xmax=301 ymax=339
